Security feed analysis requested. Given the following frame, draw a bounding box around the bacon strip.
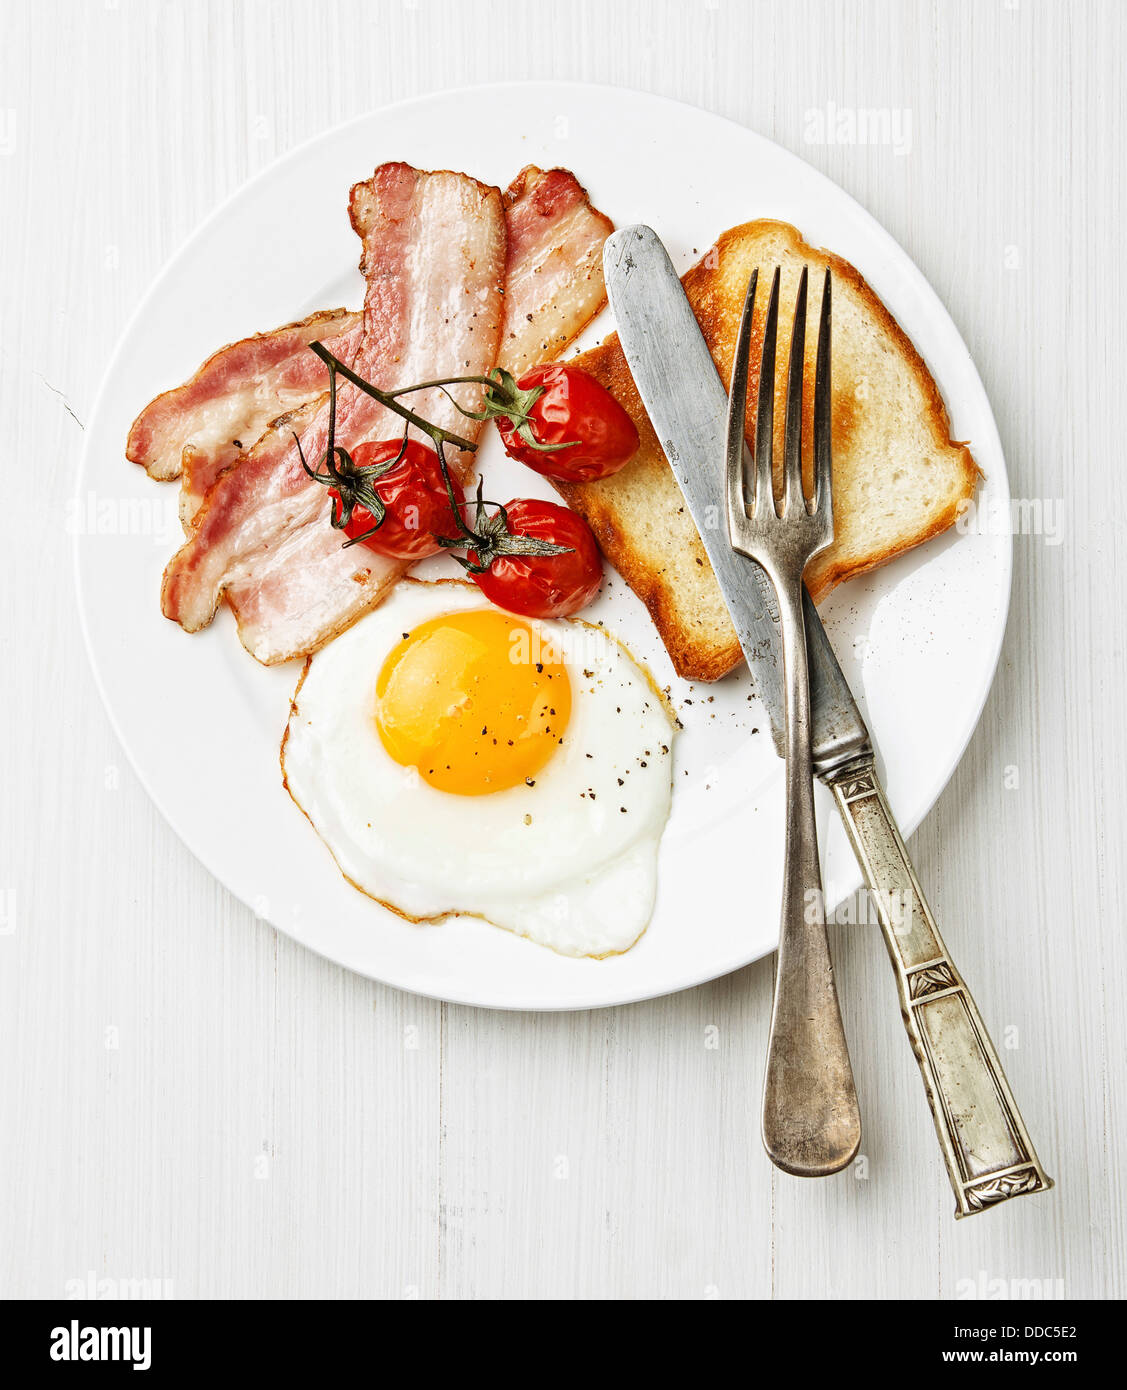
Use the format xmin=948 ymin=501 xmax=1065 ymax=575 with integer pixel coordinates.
xmin=127 ymin=308 xmax=362 ymax=484
xmin=496 ymin=166 xmax=613 ymax=374
xmin=161 ymin=164 xmax=507 ymax=664
xmin=176 ymin=314 xmax=367 ymax=529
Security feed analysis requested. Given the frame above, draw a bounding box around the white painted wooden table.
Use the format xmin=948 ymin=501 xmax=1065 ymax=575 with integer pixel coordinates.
xmin=2 ymin=0 xmax=1123 ymax=1300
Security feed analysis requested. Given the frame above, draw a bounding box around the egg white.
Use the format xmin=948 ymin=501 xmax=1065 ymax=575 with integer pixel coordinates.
xmin=282 ymin=580 xmax=675 ymax=957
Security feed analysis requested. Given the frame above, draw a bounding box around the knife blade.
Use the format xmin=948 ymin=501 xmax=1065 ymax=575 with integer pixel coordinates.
xmin=603 ymin=225 xmax=869 ymax=777
xmin=604 ymin=224 xmax=1052 ymax=1217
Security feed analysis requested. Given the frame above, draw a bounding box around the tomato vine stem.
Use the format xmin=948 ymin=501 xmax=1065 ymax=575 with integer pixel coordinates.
xmin=298 ymin=344 xmax=574 ymax=567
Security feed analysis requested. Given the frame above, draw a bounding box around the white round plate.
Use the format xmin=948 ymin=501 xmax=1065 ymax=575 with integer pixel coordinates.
xmin=75 ymin=83 xmax=1010 ymax=1010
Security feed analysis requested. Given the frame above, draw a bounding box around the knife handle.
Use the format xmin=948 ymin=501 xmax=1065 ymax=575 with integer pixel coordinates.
xmin=829 ymin=758 xmax=1053 ymax=1217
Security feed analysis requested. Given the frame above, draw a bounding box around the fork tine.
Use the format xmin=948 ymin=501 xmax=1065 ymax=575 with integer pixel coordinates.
xmin=783 ymin=265 xmax=808 ymax=515
xmin=725 ymin=268 xmax=757 ymax=529
xmin=755 ymin=268 xmax=781 ymax=517
xmin=813 ymin=269 xmax=832 ymax=525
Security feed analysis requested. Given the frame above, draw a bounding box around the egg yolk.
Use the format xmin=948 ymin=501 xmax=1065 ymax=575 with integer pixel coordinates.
xmin=374 ymin=609 xmax=572 ymax=795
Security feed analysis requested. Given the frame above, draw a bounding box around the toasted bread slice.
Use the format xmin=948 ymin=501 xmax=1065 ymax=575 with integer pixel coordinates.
xmin=555 ymin=220 xmax=981 ymax=681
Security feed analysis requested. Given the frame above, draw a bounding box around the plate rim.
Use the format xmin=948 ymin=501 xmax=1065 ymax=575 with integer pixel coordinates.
xmin=73 ymin=79 xmax=1012 ymax=1011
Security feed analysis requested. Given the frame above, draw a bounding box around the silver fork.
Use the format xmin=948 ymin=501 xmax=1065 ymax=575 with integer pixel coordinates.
xmin=725 ymin=266 xmax=862 ymax=1177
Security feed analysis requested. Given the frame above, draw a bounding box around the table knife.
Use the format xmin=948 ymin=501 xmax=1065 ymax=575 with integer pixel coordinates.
xmin=604 ymin=225 xmax=1052 ymax=1217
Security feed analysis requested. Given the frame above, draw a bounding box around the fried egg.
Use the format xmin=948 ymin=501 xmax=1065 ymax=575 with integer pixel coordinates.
xmin=282 ymin=580 xmax=674 ymax=957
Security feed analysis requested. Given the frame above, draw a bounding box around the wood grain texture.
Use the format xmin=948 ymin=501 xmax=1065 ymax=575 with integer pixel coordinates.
xmin=0 ymin=0 xmax=1122 ymax=1300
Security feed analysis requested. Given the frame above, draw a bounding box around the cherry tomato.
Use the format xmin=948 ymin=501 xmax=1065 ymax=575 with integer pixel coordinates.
xmin=332 ymin=439 xmax=465 ymax=560
xmin=497 ymin=365 xmax=639 ymax=482
xmin=469 ymin=499 xmax=603 ymax=619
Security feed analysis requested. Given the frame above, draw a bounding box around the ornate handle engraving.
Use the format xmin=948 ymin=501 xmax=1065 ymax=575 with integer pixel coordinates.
xmin=830 ymin=759 xmax=1053 ymax=1218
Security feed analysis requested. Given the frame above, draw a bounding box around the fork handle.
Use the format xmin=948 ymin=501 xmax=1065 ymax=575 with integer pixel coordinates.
xmin=829 ymin=758 xmax=1053 ymax=1216
xmin=762 ymin=575 xmax=862 ymax=1176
